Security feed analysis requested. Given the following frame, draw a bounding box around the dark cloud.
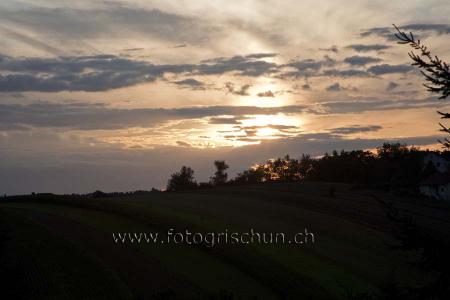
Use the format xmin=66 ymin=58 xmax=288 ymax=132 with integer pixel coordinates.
xmin=329 ymin=125 xmax=382 ymax=135
xmin=0 ymin=53 xmax=278 ymax=92
xmin=208 ymin=116 xmax=245 ymax=125
xmin=326 ymin=83 xmax=342 ymax=92
xmin=392 ymin=90 xmax=420 ymax=97
xmin=321 ymin=69 xmax=371 ymax=78
xmin=367 ymin=64 xmax=414 ymax=75
xmin=404 ymin=24 xmax=450 ymax=34
xmin=225 ymin=82 xmax=251 ymax=96
xmin=323 ymin=82 xmax=359 ymax=93
xmin=315 ymin=97 xmax=445 ymax=114
xmin=0 ymin=54 xmax=187 ymax=92
xmin=257 ymin=90 xmax=275 ymax=97
xmin=244 ymin=130 xmax=257 ymax=136
xmin=0 ymin=102 xmax=307 ymax=131
xmin=345 ymin=44 xmax=392 ymax=52
xmin=123 ymin=48 xmax=144 ymax=52
xmin=319 ymin=46 xmax=339 ymax=53
xmin=176 ymin=141 xmax=191 ymax=147
xmin=0 ymin=6 xmax=216 ymax=44
xmin=281 ymin=56 xmax=373 ymax=79
xmin=198 ymin=55 xmax=277 ymax=77
xmin=231 ymin=125 xmax=301 ymax=139
xmin=201 ymin=56 xmax=276 ymax=79
xmin=244 ymin=53 xmax=278 ymax=59
xmin=280 ymin=56 xmax=336 ymax=78
xmin=386 ymin=82 xmax=399 ymax=91
xmin=223 ymin=135 xmax=243 ymax=140
xmin=288 ymin=57 xmax=335 ymax=71
xmin=360 ymin=24 xmax=450 ymax=41
xmin=235 ymin=137 xmax=261 ymax=142
xmin=0 ymin=50 xmax=369 ymax=89
xmin=172 ymin=78 xmax=205 ymax=90
xmin=343 ymin=55 xmax=382 ymax=66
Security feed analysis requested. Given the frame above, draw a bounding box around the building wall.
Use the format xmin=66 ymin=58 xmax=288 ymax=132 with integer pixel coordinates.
xmin=423 ymin=153 xmax=450 ymax=173
xmin=420 ymin=185 xmax=439 ymax=199
xmin=420 ymin=184 xmax=450 ymax=201
xmin=438 ymin=183 xmax=450 ymax=201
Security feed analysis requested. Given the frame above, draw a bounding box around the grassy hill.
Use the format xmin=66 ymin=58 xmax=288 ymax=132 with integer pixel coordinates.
xmin=1 ymin=182 xmax=450 ymax=299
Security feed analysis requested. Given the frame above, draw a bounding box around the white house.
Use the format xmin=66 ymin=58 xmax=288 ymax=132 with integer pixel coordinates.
xmin=419 ymin=173 xmax=450 ymax=201
xmin=419 ymin=153 xmax=450 ymax=201
xmin=423 ymin=153 xmax=450 ymax=173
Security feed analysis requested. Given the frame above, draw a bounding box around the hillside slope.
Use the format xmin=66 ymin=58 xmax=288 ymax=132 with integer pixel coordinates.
xmin=1 ymin=182 xmax=449 ymax=299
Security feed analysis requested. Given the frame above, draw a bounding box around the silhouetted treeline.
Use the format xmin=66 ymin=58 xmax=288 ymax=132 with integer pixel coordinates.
xmin=231 ymin=143 xmax=432 ymax=190
xmin=90 ymin=189 xmax=161 ymax=198
xmin=167 ymin=143 xmax=444 ymax=192
xmin=1 ymin=189 xmax=162 ymax=201
xmin=166 ymin=160 xmax=229 ymax=191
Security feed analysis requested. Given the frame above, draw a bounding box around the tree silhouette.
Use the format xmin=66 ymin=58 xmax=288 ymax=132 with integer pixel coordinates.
xmin=394 ymin=24 xmax=450 ymax=147
xmin=167 ymin=166 xmax=197 ymax=191
xmin=376 ymin=142 xmax=410 ymax=160
xmin=231 ymin=144 xmax=425 ymax=189
xmin=299 ymin=154 xmax=314 ymax=179
xmin=233 ymin=165 xmax=265 ymax=184
xmin=210 ymin=160 xmax=229 ymax=186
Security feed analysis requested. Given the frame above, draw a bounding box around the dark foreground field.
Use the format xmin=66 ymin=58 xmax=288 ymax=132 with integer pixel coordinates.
xmin=1 ymin=182 xmax=450 ymax=299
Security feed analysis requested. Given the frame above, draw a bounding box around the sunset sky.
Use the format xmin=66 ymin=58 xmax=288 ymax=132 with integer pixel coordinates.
xmin=1 ymin=0 xmax=450 ymax=194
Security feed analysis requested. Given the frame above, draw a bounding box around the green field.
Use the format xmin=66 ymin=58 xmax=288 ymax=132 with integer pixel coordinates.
xmin=1 ymin=182 xmax=449 ymax=299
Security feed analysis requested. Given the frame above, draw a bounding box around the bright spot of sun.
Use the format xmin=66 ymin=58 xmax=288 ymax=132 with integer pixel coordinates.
xmin=240 ymin=114 xmax=301 ymax=128
xmin=100 ymin=109 xmax=304 ymax=149
xmin=256 ymin=127 xmax=278 ymax=137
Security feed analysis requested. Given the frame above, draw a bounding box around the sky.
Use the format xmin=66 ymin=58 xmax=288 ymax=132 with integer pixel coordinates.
xmin=1 ymin=0 xmax=450 ymax=194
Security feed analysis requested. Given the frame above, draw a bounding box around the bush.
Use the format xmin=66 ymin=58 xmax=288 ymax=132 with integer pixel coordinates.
xmin=166 ymin=166 xmax=197 ymax=191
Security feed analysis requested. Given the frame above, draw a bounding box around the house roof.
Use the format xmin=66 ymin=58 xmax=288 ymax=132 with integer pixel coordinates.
xmin=420 ymin=173 xmax=450 ymax=186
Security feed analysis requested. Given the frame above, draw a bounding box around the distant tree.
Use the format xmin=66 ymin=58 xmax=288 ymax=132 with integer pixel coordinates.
xmin=284 ymin=155 xmax=301 ymax=182
xmin=375 ymin=143 xmax=423 ymax=187
xmin=299 ymin=154 xmax=314 ymax=179
xmin=275 ymin=155 xmax=301 ymax=182
xmin=210 ymin=160 xmax=229 ymax=186
xmin=234 ymin=165 xmax=265 ymax=184
xmin=198 ymin=182 xmax=213 ymax=189
xmin=167 ymin=166 xmax=197 ymax=191
xmin=376 ymin=142 xmax=410 ymax=160
xmin=92 ymin=190 xmax=107 ymax=198
xmin=394 ymin=24 xmax=450 ymax=147
xmin=243 ymin=155 xmax=302 ymax=182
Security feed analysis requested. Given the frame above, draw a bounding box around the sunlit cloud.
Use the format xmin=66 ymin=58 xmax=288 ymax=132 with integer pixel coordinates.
xmin=1 ymin=0 xmax=450 ymax=193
